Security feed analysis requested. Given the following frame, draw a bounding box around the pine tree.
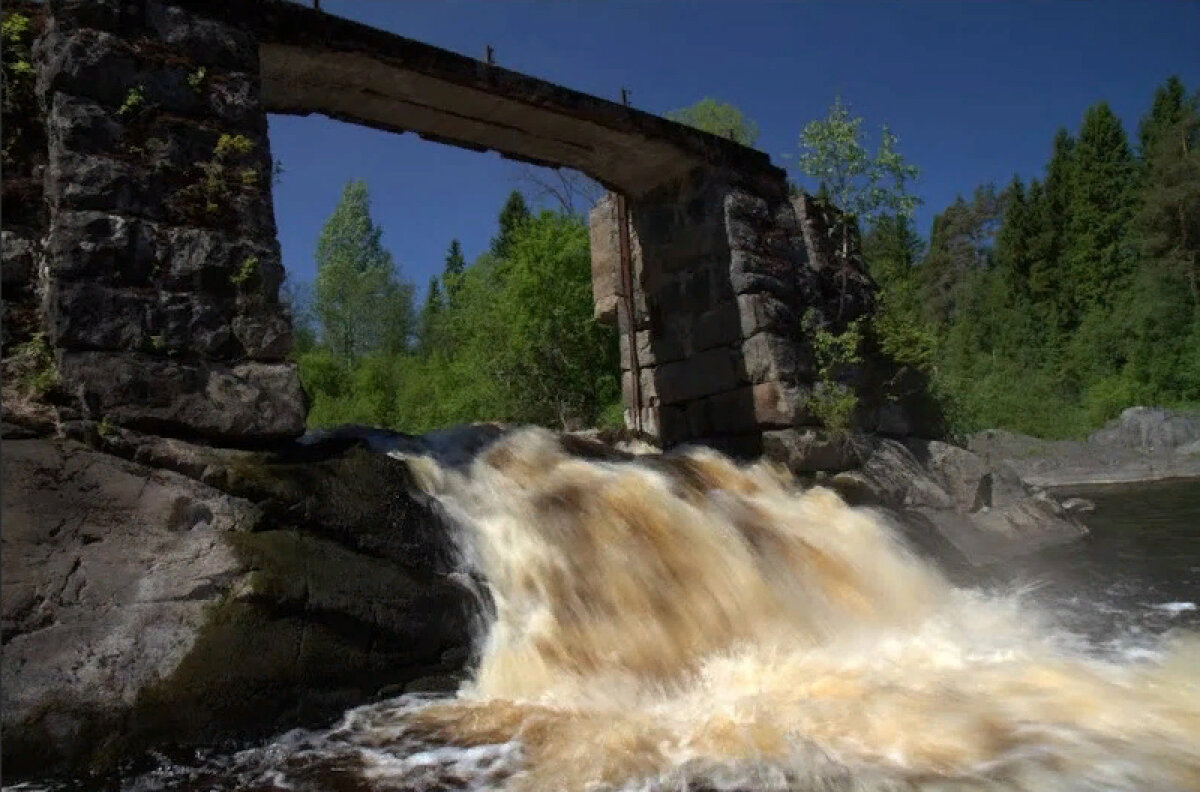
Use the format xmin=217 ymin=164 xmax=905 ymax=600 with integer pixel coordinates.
xmin=491 ymin=190 xmax=531 ymax=260
xmin=1064 ymin=102 xmax=1136 ymax=316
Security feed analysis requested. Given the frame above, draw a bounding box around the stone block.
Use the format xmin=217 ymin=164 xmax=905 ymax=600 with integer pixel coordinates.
xmin=703 ymin=388 xmax=758 ymax=435
xmin=46 ymin=0 xmax=147 ymax=33
xmin=737 ymin=292 xmax=794 ymax=337
xmin=621 ymin=367 xmax=658 ymax=409
xmin=146 ymin=2 xmax=259 ymax=71
xmin=588 ymin=195 xmax=620 ymax=325
xmin=231 ymin=311 xmax=293 ymax=362
xmin=742 ymin=332 xmax=808 ymax=384
xmin=45 ymin=210 xmax=154 ymax=285
xmin=38 ymin=28 xmax=137 ymax=109
xmin=1 ymin=232 xmax=37 ymax=293
xmin=57 ymin=351 xmax=307 ymax=441
xmin=685 ymin=399 xmax=711 ymax=437
xmin=46 ymin=150 xmax=160 ymax=218
xmin=655 ymin=348 xmax=740 ymax=405
xmin=751 ymin=380 xmax=800 ymax=428
xmin=46 ymin=93 xmax=124 ymax=156
xmin=691 ymin=301 xmax=740 ymax=352
xmin=730 ymin=250 xmax=796 ymax=298
xmin=619 ymin=328 xmax=658 ymax=368
xmin=47 ymin=280 xmax=241 ymax=358
xmin=658 ymin=404 xmax=689 ymax=447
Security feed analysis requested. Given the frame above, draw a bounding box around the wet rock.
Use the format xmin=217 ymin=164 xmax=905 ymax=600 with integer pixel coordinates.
xmin=851 ymin=437 xmax=1087 ymax=565
xmin=762 ymin=428 xmax=857 ymax=473
xmin=1 ymin=436 xmax=473 ymax=778
xmin=1061 ymin=497 xmax=1095 ymax=514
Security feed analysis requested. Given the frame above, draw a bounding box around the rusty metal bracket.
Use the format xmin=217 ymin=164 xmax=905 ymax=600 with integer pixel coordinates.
xmin=615 ymin=193 xmax=642 ymax=434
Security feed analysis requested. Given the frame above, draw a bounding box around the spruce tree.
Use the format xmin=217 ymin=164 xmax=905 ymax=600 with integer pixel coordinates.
xmin=995 ymin=176 xmax=1032 ymax=290
xmin=419 ymin=277 xmax=445 ymax=353
xmin=1137 ymin=75 xmax=1189 ymax=161
xmin=1027 ymin=129 xmax=1075 ymax=320
xmin=491 ymin=191 xmax=531 ymax=260
xmin=443 ymin=238 xmax=466 ymax=302
xmin=1134 ymin=81 xmax=1199 ymax=309
xmin=1064 ymin=102 xmax=1136 ymax=316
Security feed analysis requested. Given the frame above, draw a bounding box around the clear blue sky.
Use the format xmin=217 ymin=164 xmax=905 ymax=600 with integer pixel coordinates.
xmin=267 ymin=0 xmax=1200 ymax=298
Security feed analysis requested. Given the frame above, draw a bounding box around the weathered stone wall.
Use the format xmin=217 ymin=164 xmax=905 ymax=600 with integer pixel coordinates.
xmin=32 ymin=0 xmax=304 ymax=443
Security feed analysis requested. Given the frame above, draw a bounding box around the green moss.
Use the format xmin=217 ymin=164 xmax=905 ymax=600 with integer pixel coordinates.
xmin=186 ymin=66 xmax=207 ymax=93
xmin=116 ymin=85 xmax=145 ymax=118
xmin=174 ymin=133 xmax=262 ymax=225
xmin=11 ymin=332 xmax=59 ymax=397
xmin=1 ymin=10 xmax=36 ymax=166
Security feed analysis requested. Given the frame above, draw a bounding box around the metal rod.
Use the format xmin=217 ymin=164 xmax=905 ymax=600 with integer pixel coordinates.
xmin=615 ymin=193 xmax=642 ymax=434
xmin=620 ymin=88 xmax=630 ymax=107
xmin=484 ymin=45 xmax=495 ymax=66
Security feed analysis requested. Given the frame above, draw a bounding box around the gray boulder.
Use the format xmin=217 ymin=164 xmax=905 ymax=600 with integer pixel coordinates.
xmin=828 ymin=437 xmax=1087 ymax=566
xmin=1 ymin=435 xmax=473 ymax=779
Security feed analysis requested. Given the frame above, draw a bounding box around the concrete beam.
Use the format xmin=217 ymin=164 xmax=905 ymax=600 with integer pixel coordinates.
xmin=170 ymin=0 xmax=784 ymax=197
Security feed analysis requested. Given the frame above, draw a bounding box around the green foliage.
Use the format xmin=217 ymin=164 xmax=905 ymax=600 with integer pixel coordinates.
xmin=97 ymin=416 xmax=114 ymax=438
xmin=665 ymin=97 xmax=760 ymax=147
xmin=598 ymin=400 xmax=626 ymax=432
xmin=11 ymin=333 xmax=59 ymax=398
xmin=187 ymin=66 xmax=207 ymax=93
xmin=802 ymin=311 xmax=863 ymax=437
xmin=912 ymin=78 xmax=1200 ymax=439
xmin=313 ymin=179 xmax=416 ymax=361
xmin=230 ymin=256 xmax=258 ymax=287
xmin=299 ymin=197 xmax=618 ymax=434
xmin=795 ymin=96 xmax=920 ymax=227
xmin=490 ymin=191 xmax=530 ymax=260
xmin=214 ymin=133 xmax=254 ymax=158
xmin=117 ymin=85 xmax=146 ymax=118
xmin=175 ymin=133 xmax=261 ymax=222
xmin=2 ymin=10 xmax=36 ymax=165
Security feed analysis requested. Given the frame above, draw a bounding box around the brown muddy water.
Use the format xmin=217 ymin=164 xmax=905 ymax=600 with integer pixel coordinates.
xmin=8 ymin=429 xmax=1200 ymax=792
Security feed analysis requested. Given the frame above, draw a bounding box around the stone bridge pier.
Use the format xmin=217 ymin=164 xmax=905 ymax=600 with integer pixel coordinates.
xmin=591 ymin=172 xmax=901 ymax=455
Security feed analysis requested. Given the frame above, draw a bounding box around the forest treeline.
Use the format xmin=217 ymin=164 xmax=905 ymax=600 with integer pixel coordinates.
xmin=867 ymin=76 xmax=1199 ymax=437
xmin=288 ymin=76 xmax=1198 ymax=440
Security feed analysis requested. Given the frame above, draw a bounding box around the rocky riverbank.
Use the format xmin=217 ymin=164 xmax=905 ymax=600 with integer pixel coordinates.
xmin=968 ymin=406 xmax=1200 ymax=489
xmin=2 ymin=410 xmax=1091 ymax=783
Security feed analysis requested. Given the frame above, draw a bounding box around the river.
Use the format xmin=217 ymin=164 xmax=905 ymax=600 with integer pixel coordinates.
xmin=9 ymin=430 xmax=1200 ymax=792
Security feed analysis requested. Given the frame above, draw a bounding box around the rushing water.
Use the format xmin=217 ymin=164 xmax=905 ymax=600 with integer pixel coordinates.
xmin=13 ymin=429 xmax=1200 ymax=792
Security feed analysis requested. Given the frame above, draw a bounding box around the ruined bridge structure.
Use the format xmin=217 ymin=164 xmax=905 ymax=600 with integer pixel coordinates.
xmin=7 ymin=0 xmax=928 ymax=454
